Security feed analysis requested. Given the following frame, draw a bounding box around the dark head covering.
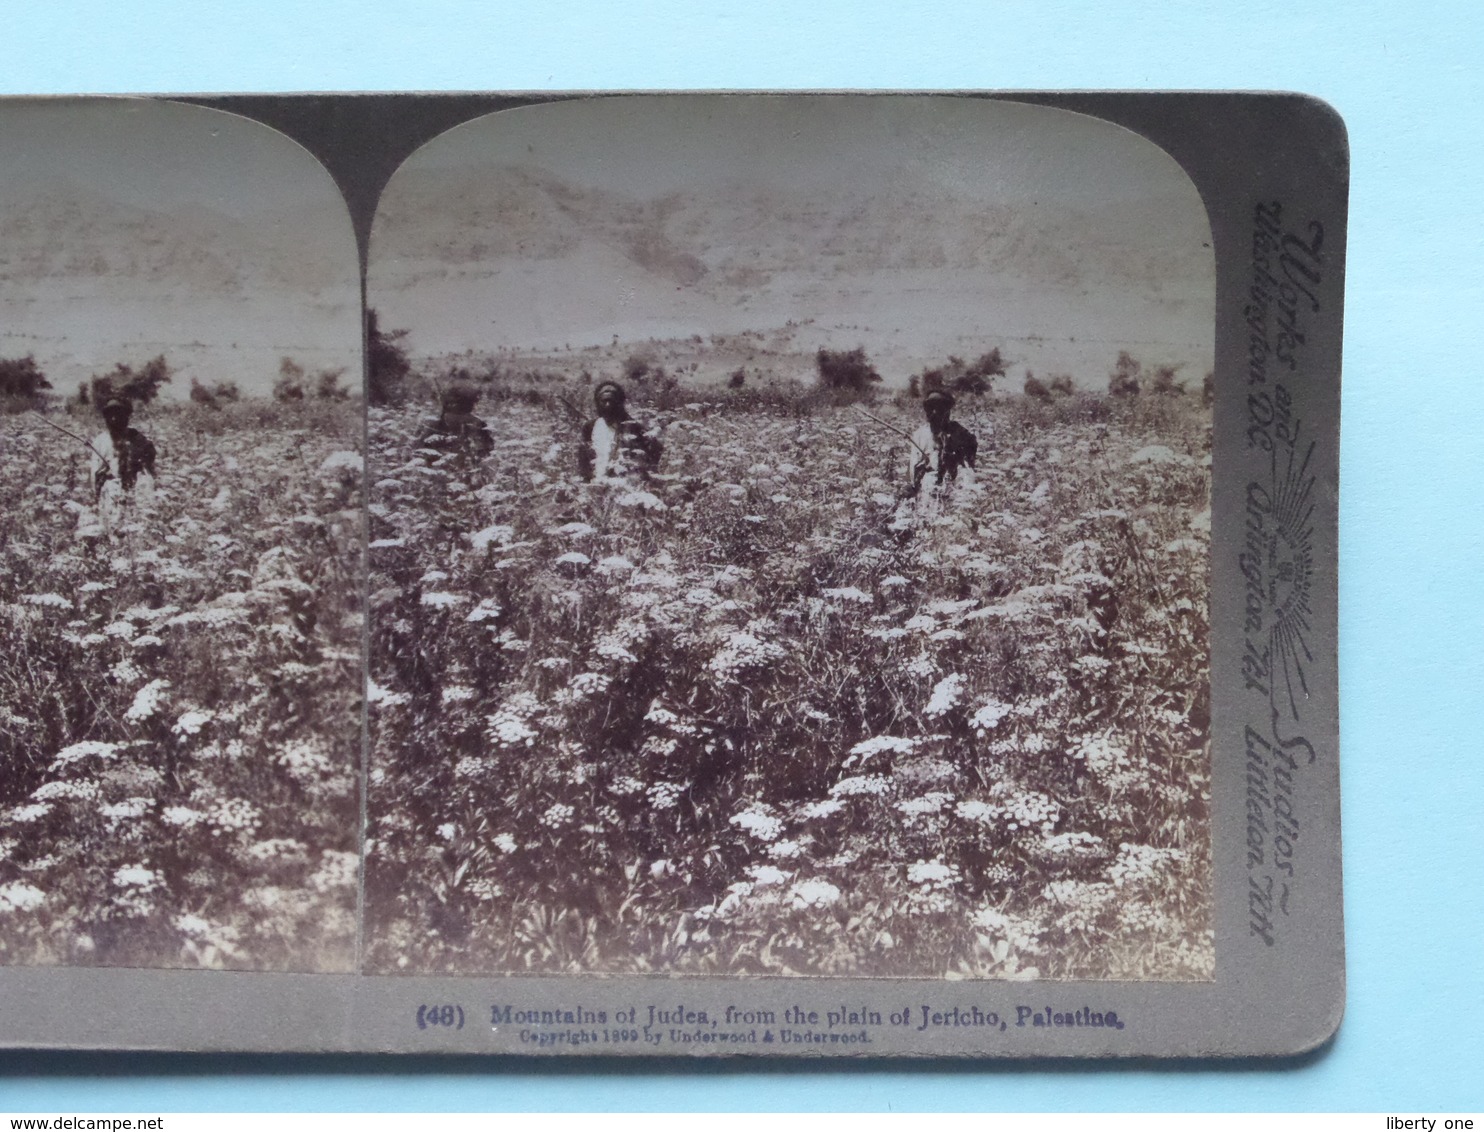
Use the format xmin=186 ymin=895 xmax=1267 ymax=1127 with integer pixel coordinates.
xmin=923 ymin=390 xmax=955 ymax=411
xmin=440 ymin=382 xmax=479 ymax=415
xmin=594 ymin=380 xmax=626 ymax=408
xmin=102 ymin=397 xmax=132 ymax=423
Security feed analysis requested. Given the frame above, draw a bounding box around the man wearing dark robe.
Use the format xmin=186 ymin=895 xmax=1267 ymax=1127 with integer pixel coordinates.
xmin=91 ymin=397 xmax=157 ymax=501
xmin=906 ymin=390 xmax=978 ymax=499
xmin=578 ymin=381 xmax=662 ymax=483
xmin=419 ymin=383 xmax=494 ymax=461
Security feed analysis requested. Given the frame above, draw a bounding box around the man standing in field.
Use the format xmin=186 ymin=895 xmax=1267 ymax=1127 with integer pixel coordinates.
xmin=419 ymin=382 xmax=494 ymax=461
xmin=89 ymin=396 xmax=157 ymax=531
xmin=578 ymin=381 xmax=662 ymax=483
xmin=906 ymin=389 xmax=978 ymax=500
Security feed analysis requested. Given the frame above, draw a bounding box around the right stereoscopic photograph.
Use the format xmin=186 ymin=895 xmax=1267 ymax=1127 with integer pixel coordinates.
xmin=363 ymin=95 xmax=1215 ymax=980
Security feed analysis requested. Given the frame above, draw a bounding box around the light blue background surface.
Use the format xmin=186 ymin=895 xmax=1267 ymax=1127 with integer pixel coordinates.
xmin=3 ymin=0 xmax=1481 ymax=1112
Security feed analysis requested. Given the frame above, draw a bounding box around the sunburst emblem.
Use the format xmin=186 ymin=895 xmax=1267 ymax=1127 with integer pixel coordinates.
xmin=1266 ymin=425 xmax=1317 ymax=719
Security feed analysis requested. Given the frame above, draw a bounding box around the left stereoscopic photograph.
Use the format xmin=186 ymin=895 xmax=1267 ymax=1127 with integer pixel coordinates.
xmin=0 ymin=100 xmax=363 ymax=971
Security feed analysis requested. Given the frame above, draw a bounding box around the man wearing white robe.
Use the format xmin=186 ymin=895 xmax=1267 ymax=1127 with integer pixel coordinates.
xmin=905 ymin=389 xmax=979 ymax=500
xmin=86 ymin=397 xmax=156 ymax=533
xmin=578 ymin=381 xmax=662 ymax=483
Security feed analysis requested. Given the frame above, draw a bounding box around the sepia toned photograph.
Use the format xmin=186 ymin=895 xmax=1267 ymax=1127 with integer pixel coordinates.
xmin=363 ymin=95 xmax=1216 ymax=981
xmin=0 ymin=99 xmax=363 ymax=971
xmin=0 ymin=89 xmax=1350 ymax=1058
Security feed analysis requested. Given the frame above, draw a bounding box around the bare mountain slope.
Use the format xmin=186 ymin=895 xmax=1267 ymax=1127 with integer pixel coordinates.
xmin=371 ymin=163 xmax=1213 ymax=382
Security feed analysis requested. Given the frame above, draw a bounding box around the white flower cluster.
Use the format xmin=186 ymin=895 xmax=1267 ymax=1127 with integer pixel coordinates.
xmin=173 ymin=709 xmax=213 ymax=737
xmin=486 ymin=698 xmax=540 ymax=747
xmin=100 ymin=798 xmax=150 ymax=822
xmin=998 ymin=787 xmax=1060 ymax=831
xmin=644 ymin=704 xmax=680 ymax=727
xmin=319 ymin=450 xmax=364 ymax=474
xmin=896 ymin=792 xmax=953 ymax=819
xmin=277 ymin=738 xmax=333 ymax=780
xmin=1043 ymin=879 xmax=1115 ymax=932
xmin=245 ymin=838 xmax=309 ymax=862
xmin=420 ymin=592 xmax=467 ymax=609
xmin=615 ymin=490 xmax=665 ymax=510
xmin=309 ymin=850 xmax=359 ymax=893
xmin=539 ymin=803 xmax=574 ymax=829
xmin=160 ymin=806 xmax=203 ymax=828
xmin=906 ymin=859 xmax=961 ymax=891
xmin=124 ymin=680 xmax=169 ymax=722
xmin=925 ymin=673 xmax=965 ymax=718
xmin=487 ymin=712 xmax=538 ymax=748
xmin=50 ymin=740 xmax=122 ymax=770
xmin=1117 ymin=900 xmax=1173 ymax=934
xmin=172 ymin=912 xmax=243 ymax=964
xmin=980 ymin=862 xmax=1019 ymax=887
xmin=955 ymin=786 xmax=1061 ymax=833
xmin=1127 ymin=444 xmax=1182 ymax=466
xmin=469 ymin=524 xmax=515 ymax=551
xmin=788 ymin=878 xmax=842 ymax=909
xmin=495 ymin=629 xmax=531 ymax=655
xmin=647 ymin=781 xmax=685 ymax=810
xmin=7 ymin=803 xmax=51 ymax=823
xmin=596 ymin=555 xmax=635 ymax=575
xmin=109 ymin=659 xmax=144 ymax=685
xmin=366 ymin=679 xmax=411 ymax=709
xmin=708 ymin=632 xmax=786 ymax=682
xmin=206 ymin=798 xmax=261 ymax=837
xmin=970 ymin=905 xmax=1044 ymax=954
xmin=112 ymin=864 xmax=160 ymax=889
xmin=896 ymin=755 xmax=955 ymax=784
xmin=1076 ymin=732 xmax=1128 ymax=776
xmin=164 ymin=607 xmax=248 ymax=629
xmin=709 ymin=881 xmax=756 ymax=919
xmin=465 ymin=597 xmax=502 ymax=623
xmin=555 ymin=671 xmax=611 ymax=707
xmin=846 ymin=735 xmax=917 ymax=766
xmin=0 ymin=881 xmax=46 ymax=912
xmin=746 ymin=865 xmax=791 ymax=887
xmin=797 ymin=798 xmax=844 ymax=820
xmin=595 ymin=634 xmax=638 ymax=664
xmin=608 ymin=775 xmax=645 ymax=797
xmin=821 ymin=586 xmax=872 ymax=604
xmin=904 ymin=653 xmax=935 ymax=679
xmin=31 ymin=780 xmax=98 ymax=803
xmin=1036 ymin=831 xmax=1106 ymax=859
xmin=493 ymin=833 xmax=518 ymax=854
xmin=970 ymin=698 xmax=1012 ymax=734
xmin=730 ymin=806 xmax=784 ymax=842
xmin=1109 ymin=843 xmax=1185 ymax=887
xmin=829 ymin=774 xmax=891 ymax=798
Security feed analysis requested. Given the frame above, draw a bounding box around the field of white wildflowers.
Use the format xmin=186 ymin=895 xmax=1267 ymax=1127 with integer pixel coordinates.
xmin=0 ymin=400 xmax=362 ymax=971
xmin=366 ymin=381 xmax=1213 ymax=980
